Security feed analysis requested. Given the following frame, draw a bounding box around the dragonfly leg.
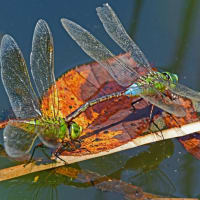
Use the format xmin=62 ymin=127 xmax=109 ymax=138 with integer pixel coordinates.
xmin=62 ymin=141 xmax=77 ymax=152
xmin=149 ymin=104 xmax=154 ymax=123
xmin=53 ymin=142 xmax=70 ymax=164
xmin=163 ymin=91 xmax=177 ymax=101
xmin=131 ymin=98 xmax=143 ymax=112
xmin=67 ymin=139 xmax=91 ymax=153
xmin=24 ymin=143 xmax=50 ymax=166
xmin=148 ymin=105 xmax=164 ymax=139
xmin=162 ymin=92 xmax=181 ymax=128
xmin=55 ymin=139 xmax=91 ymax=159
xmin=74 ymin=139 xmax=91 ymax=153
xmin=150 ymin=121 xmax=164 ymax=139
xmin=168 ymin=113 xmax=181 ymax=127
xmin=54 ymin=151 xmax=68 ymax=164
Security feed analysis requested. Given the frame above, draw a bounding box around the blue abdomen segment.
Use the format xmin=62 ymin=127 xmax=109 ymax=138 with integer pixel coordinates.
xmin=124 ymin=83 xmax=142 ymax=96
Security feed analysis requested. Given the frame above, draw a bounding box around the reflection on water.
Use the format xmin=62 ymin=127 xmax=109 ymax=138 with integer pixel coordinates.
xmin=0 ymin=140 xmax=175 ymax=199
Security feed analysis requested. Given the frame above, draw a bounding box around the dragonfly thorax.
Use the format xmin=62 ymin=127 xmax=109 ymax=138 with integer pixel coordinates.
xmin=135 ymin=71 xmax=179 ymax=95
xmin=6 ymin=116 xmax=83 ymax=156
xmin=18 ymin=117 xmax=84 ymax=149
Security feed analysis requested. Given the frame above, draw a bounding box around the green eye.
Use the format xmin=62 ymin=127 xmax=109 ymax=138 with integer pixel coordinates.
xmin=162 ymin=72 xmax=170 ymax=80
xmin=172 ymin=73 xmax=178 ymax=83
xmin=70 ymin=122 xmax=83 ymax=140
xmin=161 ymin=72 xmax=178 ymax=84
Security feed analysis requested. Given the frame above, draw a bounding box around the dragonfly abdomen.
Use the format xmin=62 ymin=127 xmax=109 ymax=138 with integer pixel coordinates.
xmin=124 ymin=81 xmax=166 ymax=97
xmin=125 ymin=83 xmax=142 ymax=96
xmin=65 ymin=91 xmax=124 ymax=122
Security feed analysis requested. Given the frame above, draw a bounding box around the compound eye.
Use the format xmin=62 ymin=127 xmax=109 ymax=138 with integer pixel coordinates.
xmin=162 ymin=72 xmax=170 ymax=80
xmin=69 ymin=122 xmax=83 ymax=140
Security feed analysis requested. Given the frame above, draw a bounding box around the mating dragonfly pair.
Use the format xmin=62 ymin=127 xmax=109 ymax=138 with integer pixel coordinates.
xmin=1 ymin=4 xmax=200 ymax=160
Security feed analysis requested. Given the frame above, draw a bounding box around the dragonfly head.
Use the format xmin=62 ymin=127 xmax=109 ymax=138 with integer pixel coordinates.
xmin=59 ymin=119 xmax=82 ymax=140
xmin=69 ymin=122 xmax=83 ymax=140
xmin=161 ymin=72 xmax=178 ymax=84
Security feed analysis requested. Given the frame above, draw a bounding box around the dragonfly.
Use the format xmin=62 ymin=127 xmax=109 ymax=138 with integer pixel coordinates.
xmin=1 ymin=20 xmax=83 ymax=159
xmin=61 ymin=3 xmax=200 ymax=124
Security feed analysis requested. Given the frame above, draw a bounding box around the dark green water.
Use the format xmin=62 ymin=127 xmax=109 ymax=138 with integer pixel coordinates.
xmin=0 ymin=0 xmax=200 ymax=199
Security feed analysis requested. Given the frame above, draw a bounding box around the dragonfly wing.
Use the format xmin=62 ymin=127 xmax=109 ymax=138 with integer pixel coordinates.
xmin=168 ymin=83 xmax=200 ymax=102
xmin=0 ymin=35 xmax=41 ymax=119
xmin=142 ymin=91 xmax=187 ymax=136
xmin=96 ymin=4 xmax=189 ymax=117
xmin=141 ymin=93 xmax=186 ymax=117
xmin=3 ymin=121 xmax=37 ymax=158
xmin=30 ymin=20 xmax=58 ymax=118
xmin=61 ymin=11 xmax=188 ymax=117
xmin=61 ymin=18 xmax=138 ymax=87
xmin=127 ymin=82 xmax=184 ymax=117
xmin=36 ymin=123 xmax=61 ymax=149
xmin=96 ymin=3 xmax=152 ymax=72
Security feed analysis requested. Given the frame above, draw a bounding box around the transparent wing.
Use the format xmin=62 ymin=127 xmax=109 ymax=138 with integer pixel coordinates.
xmin=96 ymin=4 xmax=200 ymax=101
xmin=168 ymin=82 xmax=200 ymax=102
xmin=96 ymin=4 xmax=200 ymax=112
xmin=36 ymin=122 xmax=61 ymax=149
xmin=3 ymin=121 xmax=37 ymax=158
xmin=140 ymin=90 xmax=186 ymax=117
xmin=0 ymin=35 xmax=41 ymax=119
xmin=31 ymin=19 xmax=59 ymax=118
xmin=96 ymin=3 xmax=152 ymax=72
xmin=61 ymin=18 xmax=186 ymax=117
xmin=61 ymin=18 xmax=139 ymax=87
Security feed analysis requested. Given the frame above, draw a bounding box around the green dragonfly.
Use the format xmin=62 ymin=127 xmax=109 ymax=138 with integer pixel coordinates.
xmin=61 ymin=3 xmax=200 ymax=123
xmin=1 ymin=20 xmax=83 ymax=158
